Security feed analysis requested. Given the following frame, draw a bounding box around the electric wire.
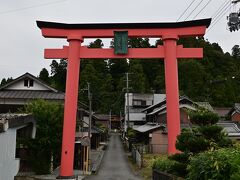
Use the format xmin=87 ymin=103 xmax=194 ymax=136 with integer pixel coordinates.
xmin=177 ymin=0 xmax=198 ymax=21
xmin=211 ymin=0 xmax=230 ymax=18
xmin=0 ymin=0 xmax=67 ymax=15
xmin=211 ymin=2 xmax=232 ymax=25
xmin=207 ymin=2 xmax=233 ymax=33
xmin=184 ymin=0 xmax=205 ymax=20
xmin=193 ymin=0 xmax=213 ymax=19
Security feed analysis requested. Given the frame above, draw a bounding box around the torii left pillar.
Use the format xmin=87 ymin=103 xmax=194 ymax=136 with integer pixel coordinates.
xmin=60 ymin=35 xmax=83 ymax=177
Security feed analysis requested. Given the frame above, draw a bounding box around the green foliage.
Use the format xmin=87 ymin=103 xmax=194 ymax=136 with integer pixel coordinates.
xmin=0 ymin=77 xmax=13 ymax=87
xmin=39 ymin=68 xmax=50 ymax=84
xmin=176 ymin=128 xmax=210 ymax=153
xmin=50 ymin=59 xmax=67 ymax=91
xmin=189 ymin=108 xmax=219 ymax=125
xmin=127 ymin=127 xmax=137 ymax=139
xmin=187 ymin=147 xmax=240 ymax=180
xmin=198 ymin=125 xmax=232 ymax=147
xmin=154 ymin=105 xmax=233 ymax=178
xmin=23 ymin=100 xmax=63 ymax=174
xmin=152 ymin=157 xmax=187 ymax=177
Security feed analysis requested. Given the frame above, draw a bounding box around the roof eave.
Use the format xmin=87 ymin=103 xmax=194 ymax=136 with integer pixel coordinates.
xmin=37 ymin=18 xmax=212 ymax=30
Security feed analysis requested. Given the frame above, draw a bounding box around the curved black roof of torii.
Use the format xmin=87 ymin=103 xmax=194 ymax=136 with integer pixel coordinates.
xmin=37 ymin=18 xmax=211 ymax=29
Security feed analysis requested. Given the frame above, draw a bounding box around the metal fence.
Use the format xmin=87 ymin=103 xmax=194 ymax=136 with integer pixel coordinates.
xmin=131 ymin=145 xmax=142 ymax=168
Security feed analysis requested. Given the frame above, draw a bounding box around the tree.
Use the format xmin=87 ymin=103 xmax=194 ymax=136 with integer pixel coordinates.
xmin=129 ymin=61 xmax=147 ymax=93
xmin=22 ymin=100 xmax=63 ymax=174
xmin=0 ymin=77 xmax=13 ymax=86
xmin=232 ymin=45 xmax=240 ymax=58
xmin=39 ymin=68 xmax=50 ymax=84
xmin=50 ymin=59 xmax=67 ymax=91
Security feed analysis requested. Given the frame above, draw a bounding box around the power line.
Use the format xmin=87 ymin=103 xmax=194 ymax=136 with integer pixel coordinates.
xmin=211 ymin=2 xmax=232 ymax=25
xmin=184 ymin=0 xmax=205 ymax=20
xmin=177 ymin=0 xmax=198 ymax=22
xmin=193 ymin=0 xmax=213 ymax=19
xmin=207 ymin=2 xmax=233 ymax=33
xmin=211 ymin=0 xmax=230 ymax=18
xmin=0 ymin=0 xmax=67 ymax=15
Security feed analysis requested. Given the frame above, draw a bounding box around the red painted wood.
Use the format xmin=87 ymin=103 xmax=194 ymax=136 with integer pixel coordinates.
xmin=38 ymin=20 xmax=209 ymax=177
xmin=163 ymin=37 xmax=181 ymax=155
xmin=60 ymin=39 xmax=81 ymax=177
xmin=44 ymin=45 xmax=202 ymax=59
xmin=41 ymin=26 xmax=206 ymax=39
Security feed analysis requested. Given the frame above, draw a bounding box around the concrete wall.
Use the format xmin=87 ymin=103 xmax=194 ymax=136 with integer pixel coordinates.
xmin=0 ymin=128 xmax=20 ymax=180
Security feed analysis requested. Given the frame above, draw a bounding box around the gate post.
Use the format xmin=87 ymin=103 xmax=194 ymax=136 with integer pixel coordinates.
xmin=59 ymin=35 xmax=83 ymax=178
xmin=163 ymin=35 xmax=181 ymax=154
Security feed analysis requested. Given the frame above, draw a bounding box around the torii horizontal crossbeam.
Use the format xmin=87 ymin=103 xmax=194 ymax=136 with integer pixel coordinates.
xmin=44 ymin=45 xmax=203 ymax=59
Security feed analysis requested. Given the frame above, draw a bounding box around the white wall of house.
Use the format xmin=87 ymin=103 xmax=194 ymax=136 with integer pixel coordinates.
xmin=125 ymin=93 xmax=163 ymax=124
xmin=129 ymin=113 xmax=146 ymax=122
xmin=5 ymin=79 xmax=49 ymax=91
xmin=0 ymin=128 xmax=20 ymax=180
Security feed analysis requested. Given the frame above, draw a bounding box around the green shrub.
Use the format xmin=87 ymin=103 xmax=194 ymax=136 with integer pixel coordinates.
xmin=127 ymin=127 xmax=137 ymax=139
xmin=199 ymin=125 xmax=233 ymax=148
xmin=187 ymin=147 xmax=240 ymax=180
xmin=176 ymin=129 xmax=210 ymax=153
xmin=189 ymin=108 xmax=219 ymax=125
xmin=153 ymin=157 xmax=187 ymax=177
xmin=169 ymin=153 xmax=190 ymax=163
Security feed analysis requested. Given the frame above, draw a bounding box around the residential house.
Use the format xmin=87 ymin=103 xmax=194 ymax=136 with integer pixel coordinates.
xmin=124 ymin=93 xmax=165 ymax=128
xmin=214 ymin=107 xmax=232 ymax=120
xmin=0 ymin=114 xmax=36 ymax=180
xmin=0 ymin=72 xmax=64 ymax=113
xmin=94 ymin=114 xmax=121 ymax=130
xmin=217 ymin=121 xmax=240 ymax=141
xmin=0 ymin=73 xmax=106 ymax=173
xmin=228 ymin=103 xmax=240 ymax=122
xmin=133 ymin=96 xmax=213 ymax=154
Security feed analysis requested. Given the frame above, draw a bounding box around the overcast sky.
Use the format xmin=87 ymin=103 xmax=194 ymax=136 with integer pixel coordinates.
xmin=0 ymin=0 xmax=239 ymax=79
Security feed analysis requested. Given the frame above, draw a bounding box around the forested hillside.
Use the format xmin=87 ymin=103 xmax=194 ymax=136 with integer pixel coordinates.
xmin=2 ymin=37 xmax=240 ymax=114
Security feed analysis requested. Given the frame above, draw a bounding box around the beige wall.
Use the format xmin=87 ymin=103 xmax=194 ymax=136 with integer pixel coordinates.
xmin=150 ymin=129 xmax=168 ymax=154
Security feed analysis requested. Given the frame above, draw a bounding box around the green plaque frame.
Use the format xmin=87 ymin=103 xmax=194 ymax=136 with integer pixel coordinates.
xmin=114 ymin=31 xmax=128 ymax=55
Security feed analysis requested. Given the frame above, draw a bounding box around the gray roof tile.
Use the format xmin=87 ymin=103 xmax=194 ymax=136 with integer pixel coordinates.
xmin=0 ymin=90 xmax=64 ymax=100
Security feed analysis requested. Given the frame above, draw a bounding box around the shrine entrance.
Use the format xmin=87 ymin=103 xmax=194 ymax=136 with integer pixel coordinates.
xmin=37 ymin=18 xmax=211 ymax=178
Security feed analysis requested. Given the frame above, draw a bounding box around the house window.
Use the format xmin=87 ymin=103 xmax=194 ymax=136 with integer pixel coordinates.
xmin=29 ymin=80 xmax=34 ymax=87
xmin=24 ymin=79 xmax=34 ymax=87
xmin=133 ymin=99 xmax=146 ymax=106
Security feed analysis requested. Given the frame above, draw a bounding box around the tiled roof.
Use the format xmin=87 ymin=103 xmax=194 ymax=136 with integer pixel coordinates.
xmin=196 ymin=102 xmax=214 ymax=112
xmin=0 ymin=90 xmax=64 ymax=100
xmin=0 ymin=113 xmax=35 ymax=133
xmin=217 ymin=122 xmax=240 ymax=137
xmin=133 ymin=123 xmax=165 ymax=133
xmin=234 ymin=103 xmax=240 ymax=113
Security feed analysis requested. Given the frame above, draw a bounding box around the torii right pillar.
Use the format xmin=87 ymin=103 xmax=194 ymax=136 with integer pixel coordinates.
xmin=163 ymin=34 xmax=181 ymax=154
xmin=162 ymin=28 xmax=209 ymax=154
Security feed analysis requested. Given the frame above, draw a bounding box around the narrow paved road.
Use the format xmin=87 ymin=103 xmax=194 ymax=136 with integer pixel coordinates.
xmin=85 ymin=133 xmax=141 ymax=180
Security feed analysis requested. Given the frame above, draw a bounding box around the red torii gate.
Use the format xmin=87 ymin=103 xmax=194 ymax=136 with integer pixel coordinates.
xmin=37 ymin=18 xmax=211 ymax=178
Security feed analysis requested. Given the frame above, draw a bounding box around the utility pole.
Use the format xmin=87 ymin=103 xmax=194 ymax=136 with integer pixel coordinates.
xmin=109 ymin=109 xmax=112 ymax=132
xmin=126 ymin=72 xmax=130 ymax=130
xmin=87 ymin=82 xmax=92 ymax=173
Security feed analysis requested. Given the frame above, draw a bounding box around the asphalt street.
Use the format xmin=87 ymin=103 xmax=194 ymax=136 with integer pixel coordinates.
xmin=84 ymin=133 xmax=142 ymax=180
